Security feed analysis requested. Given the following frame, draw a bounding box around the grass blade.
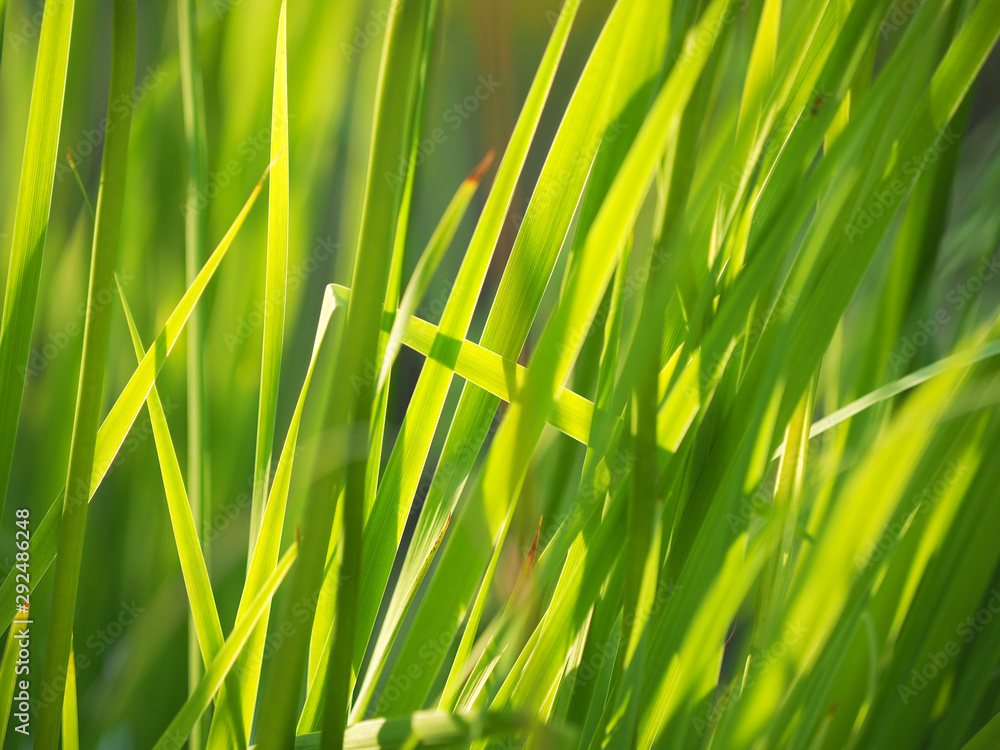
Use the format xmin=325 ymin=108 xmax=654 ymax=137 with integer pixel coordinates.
xmin=177 ymin=0 xmax=211 ymax=739
xmin=118 ymin=280 xmax=225 ymax=668
xmin=249 ymin=0 xmax=290 ymax=560
xmin=0 ymin=0 xmax=77 ymax=518
xmin=34 ymin=1 xmax=137 ymax=743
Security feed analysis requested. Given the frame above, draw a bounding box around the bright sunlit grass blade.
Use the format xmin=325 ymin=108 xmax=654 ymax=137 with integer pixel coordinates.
xmin=283 ymin=710 xmax=552 ymax=750
xmin=118 ymin=280 xmax=225 ymax=667
xmin=176 ymin=0 xmax=211 ymax=738
xmin=62 ymin=644 xmax=79 ymax=750
xmin=249 ymin=0 xmax=289 ymax=560
xmin=0 ymin=0 xmax=77 ymax=519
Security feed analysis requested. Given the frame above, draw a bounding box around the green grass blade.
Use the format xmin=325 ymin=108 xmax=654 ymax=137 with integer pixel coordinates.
xmin=34 ymin=1 xmax=137 ymax=743
xmin=153 ymin=544 xmax=298 ymax=750
xmin=248 ymin=0 xmax=290 ymax=560
xmin=961 ymin=711 xmax=1000 ymax=750
xmin=260 ymin=711 xmax=547 ymax=749
xmin=795 ymin=337 xmax=1000 ymax=454
xmin=0 ymin=0 xmax=77 ymax=518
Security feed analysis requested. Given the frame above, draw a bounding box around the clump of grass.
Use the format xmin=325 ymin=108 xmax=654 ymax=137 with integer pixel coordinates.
xmin=2 ymin=0 xmax=1000 ymax=748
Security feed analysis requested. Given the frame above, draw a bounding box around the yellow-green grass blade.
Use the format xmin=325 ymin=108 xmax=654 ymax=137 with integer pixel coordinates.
xmin=253 ymin=0 xmax=435 ymax=744
xmin=0 ymin=608 xmax=29 ymax=742
xmin=0 ymin=0 xmax=77 ymax=518
xmin=34 ymin=0 xmax=136 ymax=743
xmin=0 ymin=170 xmax=269 ymax=635
xmin=737 ymin=0 xmax=781 ymax=139
xmin=63 ymin=643 xmax=79 ymax=750
xmin=351 ymin=0 xmax=670 ymax=717
xmin=206 ymin=285 xmax=341 ymax=748
xmin=353 ymin=0 xmax=583 ymax=699
xmin=248 ymin=0 xmax=289 ymax=560
xmin=374 ymin=0 xmax=734 ymax=717
xmin=153 ymin=544 xmax=298 ymax=750
xmin=332 ymin=284 xmax=594 ymax=444
xmin=600 ymin=500 xmax=663 ymax=748
xmin=751 ymin=383 xmax=814 ymax=662
xmin=118 ymin=281 xmax=225 ymax=668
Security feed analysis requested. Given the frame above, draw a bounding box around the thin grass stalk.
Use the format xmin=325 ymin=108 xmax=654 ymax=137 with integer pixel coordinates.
xmin=177 ymin=0 xmax=211 ymax=744
xmin=33 ymin=0 xmax=136 ymax=744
